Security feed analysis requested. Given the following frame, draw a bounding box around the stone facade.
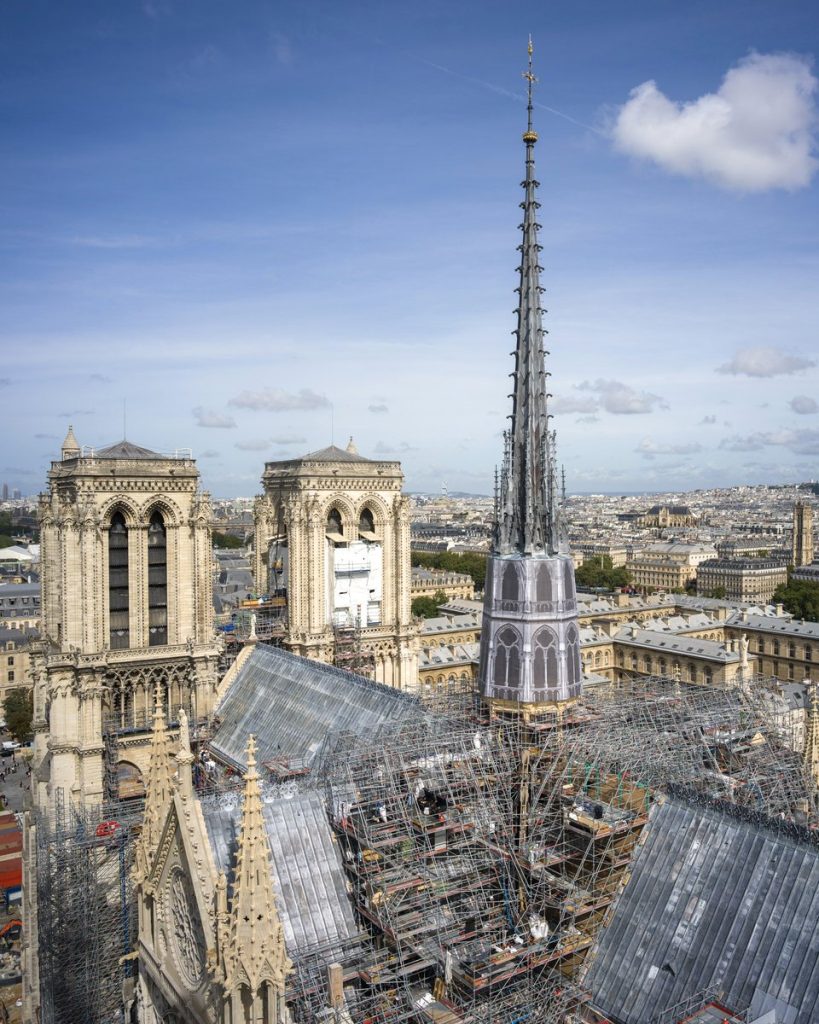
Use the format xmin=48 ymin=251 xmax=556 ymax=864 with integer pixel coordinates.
xmin=30 ymin=433 xmax=221 ymax=810
xmin=253 ymin=440 xmax=417 ymax=689
xmin=697 ymin=558 xmax=788 ymax=603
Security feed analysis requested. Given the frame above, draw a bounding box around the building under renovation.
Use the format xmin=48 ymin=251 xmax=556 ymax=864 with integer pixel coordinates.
xmin=27 ymin=46 xmax=819 ymax=1024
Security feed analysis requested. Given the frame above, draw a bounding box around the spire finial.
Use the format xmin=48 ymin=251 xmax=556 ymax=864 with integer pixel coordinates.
xmin=222 ymin=734 xmax=292 ymax=999
xmin=522 ymin=35 xmax=538 ymax=142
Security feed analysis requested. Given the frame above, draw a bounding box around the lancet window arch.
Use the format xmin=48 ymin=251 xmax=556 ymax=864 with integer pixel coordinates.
xmin=493 ymin=625 xmax=522 ymax=690
xmin=108 ymin=510 xmax=130 ymax=650
xmin=532 ymin=626 xmax=558 ymax=689
xmin=148 ymin=510 xmax=168 ymax=646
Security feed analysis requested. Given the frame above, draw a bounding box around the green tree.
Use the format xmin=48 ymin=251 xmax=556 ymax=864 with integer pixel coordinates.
xmin=212 ymin=532 xmax=245 ymax=549
xmin=575 ymin=555 xmax=632 ymax=591
xmin=773 ymin=576 xmax=819 ymax=621
xmin=3 ymin=687 xmax=33 ymax=741
xmin=411 ymin=589 xmax=449 ymax=619
xmin=707 ymin=585 xmax=727 ymax=600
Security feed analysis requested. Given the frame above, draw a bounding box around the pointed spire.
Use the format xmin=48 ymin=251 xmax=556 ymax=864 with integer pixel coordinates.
xmin=135 ymin=685 xmax=175 ymax=883
xmin=346 ymin=435 xmax=359 ymax=455
xmin=61 ymin=424 xmax=81 ymax=461
xmin=222 ymin=736 xmax=292 ymax=1000
xmin=804 ymin=683 xmax=819 ymax=787
xmin=496 ymin=37 xmax=562 ymax=557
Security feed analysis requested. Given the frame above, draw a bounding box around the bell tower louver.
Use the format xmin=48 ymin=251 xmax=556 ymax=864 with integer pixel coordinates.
xmin=479 ymin=40 xmax=583 ymax=711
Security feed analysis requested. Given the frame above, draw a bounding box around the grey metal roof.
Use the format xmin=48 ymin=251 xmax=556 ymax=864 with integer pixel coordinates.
xmin=211 ymin=644 xmax=423 ymax=771
xmin=298 ymin=444 xmax=372 ymax=463
xmin=585 ymin=795 xmax=819 ymax=1024
xmin=94 ymin=439 xmax=162 ymax=459
xmin=201 ymin=787 xmax=359 ymax=954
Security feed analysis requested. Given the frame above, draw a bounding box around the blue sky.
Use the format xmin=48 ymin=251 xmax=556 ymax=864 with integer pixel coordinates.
xmin=2 ymin=0 xmax=818 ymax=497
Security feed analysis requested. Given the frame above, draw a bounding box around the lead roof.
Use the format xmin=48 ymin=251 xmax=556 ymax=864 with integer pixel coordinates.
xmin=210 ymin=644 xmax=423 ymax=772
xmin=585 ymin=795 xmax=819 ymax=1024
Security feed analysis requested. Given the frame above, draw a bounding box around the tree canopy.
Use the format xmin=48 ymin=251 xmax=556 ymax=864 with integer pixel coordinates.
xmin=773 ymin=577 xmax=819 ymax=622
xmin=411 ymin=589 xmax=449 ymax=619
xmin=574 ymin=555 xmax=632 ymax=592
xmin=3 ymin=687 xmax=33 ymax=741
xmin=212 ymin=531 xmax=245 ymax=550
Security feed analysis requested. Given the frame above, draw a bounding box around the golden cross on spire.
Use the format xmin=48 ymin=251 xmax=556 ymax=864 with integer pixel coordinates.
xmin=522 ymin=35 xmax=538 ymax=142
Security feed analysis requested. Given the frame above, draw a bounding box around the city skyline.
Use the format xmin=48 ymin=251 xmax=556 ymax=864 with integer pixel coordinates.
xmin=3 ymin=1 xmax=818 ymax=497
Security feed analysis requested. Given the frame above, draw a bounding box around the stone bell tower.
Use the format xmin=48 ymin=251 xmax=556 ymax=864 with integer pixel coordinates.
xmin=253 ymin=438 xmax=418 ymax=689
xmin=30 ymin=429 xmax=221 ymax=810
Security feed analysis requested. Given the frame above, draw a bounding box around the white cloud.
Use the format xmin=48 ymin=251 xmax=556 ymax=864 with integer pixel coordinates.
xmin=791 ymin=395 xmax=818 ymax=414
xmin=234 ymin=439 xmax=271 ymax=451
xmin=368 ymin=403 xmax=389 ymax=414
xmin=269 ymin=435 xmax=306 ymax=445
xmin=192 ymin=406 xmax=237 ymax=429
xmin=199 ymin=449 xmax=220 ymax=458
xmin=577 ymin=379 xmax=667 ymax=415
xmin=228 ymin=388 xmax=330 ymax=412
xmin=717 ymin=346 xmax=816 ymax=377
xmin=374 ymin=441 xmax=418 ymax=454
xmin=576 ymin=414 xmax=600 ymax=424
xmin=720 ymin=428 xmax=819 ymax=455
xmin=612 ymin=52 xmax=818 ymax=191
xmin=700 ymin=415 xmax=717 ymax=425
xmin=550 ymin=395 xmax=599 ymax=415
xmin=635 ymin=439 xmax=703 ymax=459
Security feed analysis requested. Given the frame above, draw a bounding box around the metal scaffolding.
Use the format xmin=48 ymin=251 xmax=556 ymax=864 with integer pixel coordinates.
xmin=34 ymin=788 xmax=143 ymax=1024
xmin=285 ymin=675 xmax=816 ymax=1023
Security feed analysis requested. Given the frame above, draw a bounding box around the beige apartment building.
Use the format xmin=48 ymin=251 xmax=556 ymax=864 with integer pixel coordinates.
xmin=411 ymin=566 xmax=475 ymax=602
xmin=697 ymin=558 xmax=788 ymax=603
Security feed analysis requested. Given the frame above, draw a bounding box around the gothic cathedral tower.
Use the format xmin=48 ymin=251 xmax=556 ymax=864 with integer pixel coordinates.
xmin=30 ymin=430 xmax=221 ymax=809
xmin=253 ymin=439 xmax=418 ymax=689
xmin=478 ymin=42 xmax=583 ymax=716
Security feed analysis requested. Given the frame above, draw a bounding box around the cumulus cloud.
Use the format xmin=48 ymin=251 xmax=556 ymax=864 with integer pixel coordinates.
xmin=612 ymin=52 xmax=818 ymax=191
xmin=717 ymin=346 xmax=816 ymax=377
xmin=192 ymin=406 xmax=237 ymax=429
xmin=791 ymin=395 xmax=818 ymax=414
xmin=720 ymin=428 xmax=819 ymax=455
xmin=550 ymin=395 xmax=599 ymax=415
xmin=700 ymin=414 xmax=717 ymax=425
xmin=635 ymin=439 xmax=703 ymax=460
xmin=228 ymin=387 xmax=330 ymax=412
xmin=368 ymin=403 xmax=389 ymax=414
xmin=374 ymin=441 xmax=418 ymax=455
xmin=234 ymin=439 xmax=272 ymax=452
xmin=268 ymin=435 xmax=305 ymax=445
xmin=577 ymin=379 xmax=667 ymax=415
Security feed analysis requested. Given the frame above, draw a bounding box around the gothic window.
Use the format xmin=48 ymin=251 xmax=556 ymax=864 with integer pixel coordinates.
xmin=493 ymin=626 xmax=522 ymax=689
xmin=658 ymin=657 xmax=667 ymax=676
xmin=536 ymin=563 xmax=552 ymax=602
xmin=501 ymin=563 xmax=519 ymax=602
xmin=108 ymin=511 xmax=129 ymax=650
xmin=148 ymin=511 xmax=168 ymax=647
xmin=532 ymin=627 xmax=557 ymax=689
xmin=566 ymin=624 xmax=581 ymax=685
xmin=358 ymin=507 xmax=376 ymax=536
xmin=326 ymin=506 xmax=343 ymax=536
